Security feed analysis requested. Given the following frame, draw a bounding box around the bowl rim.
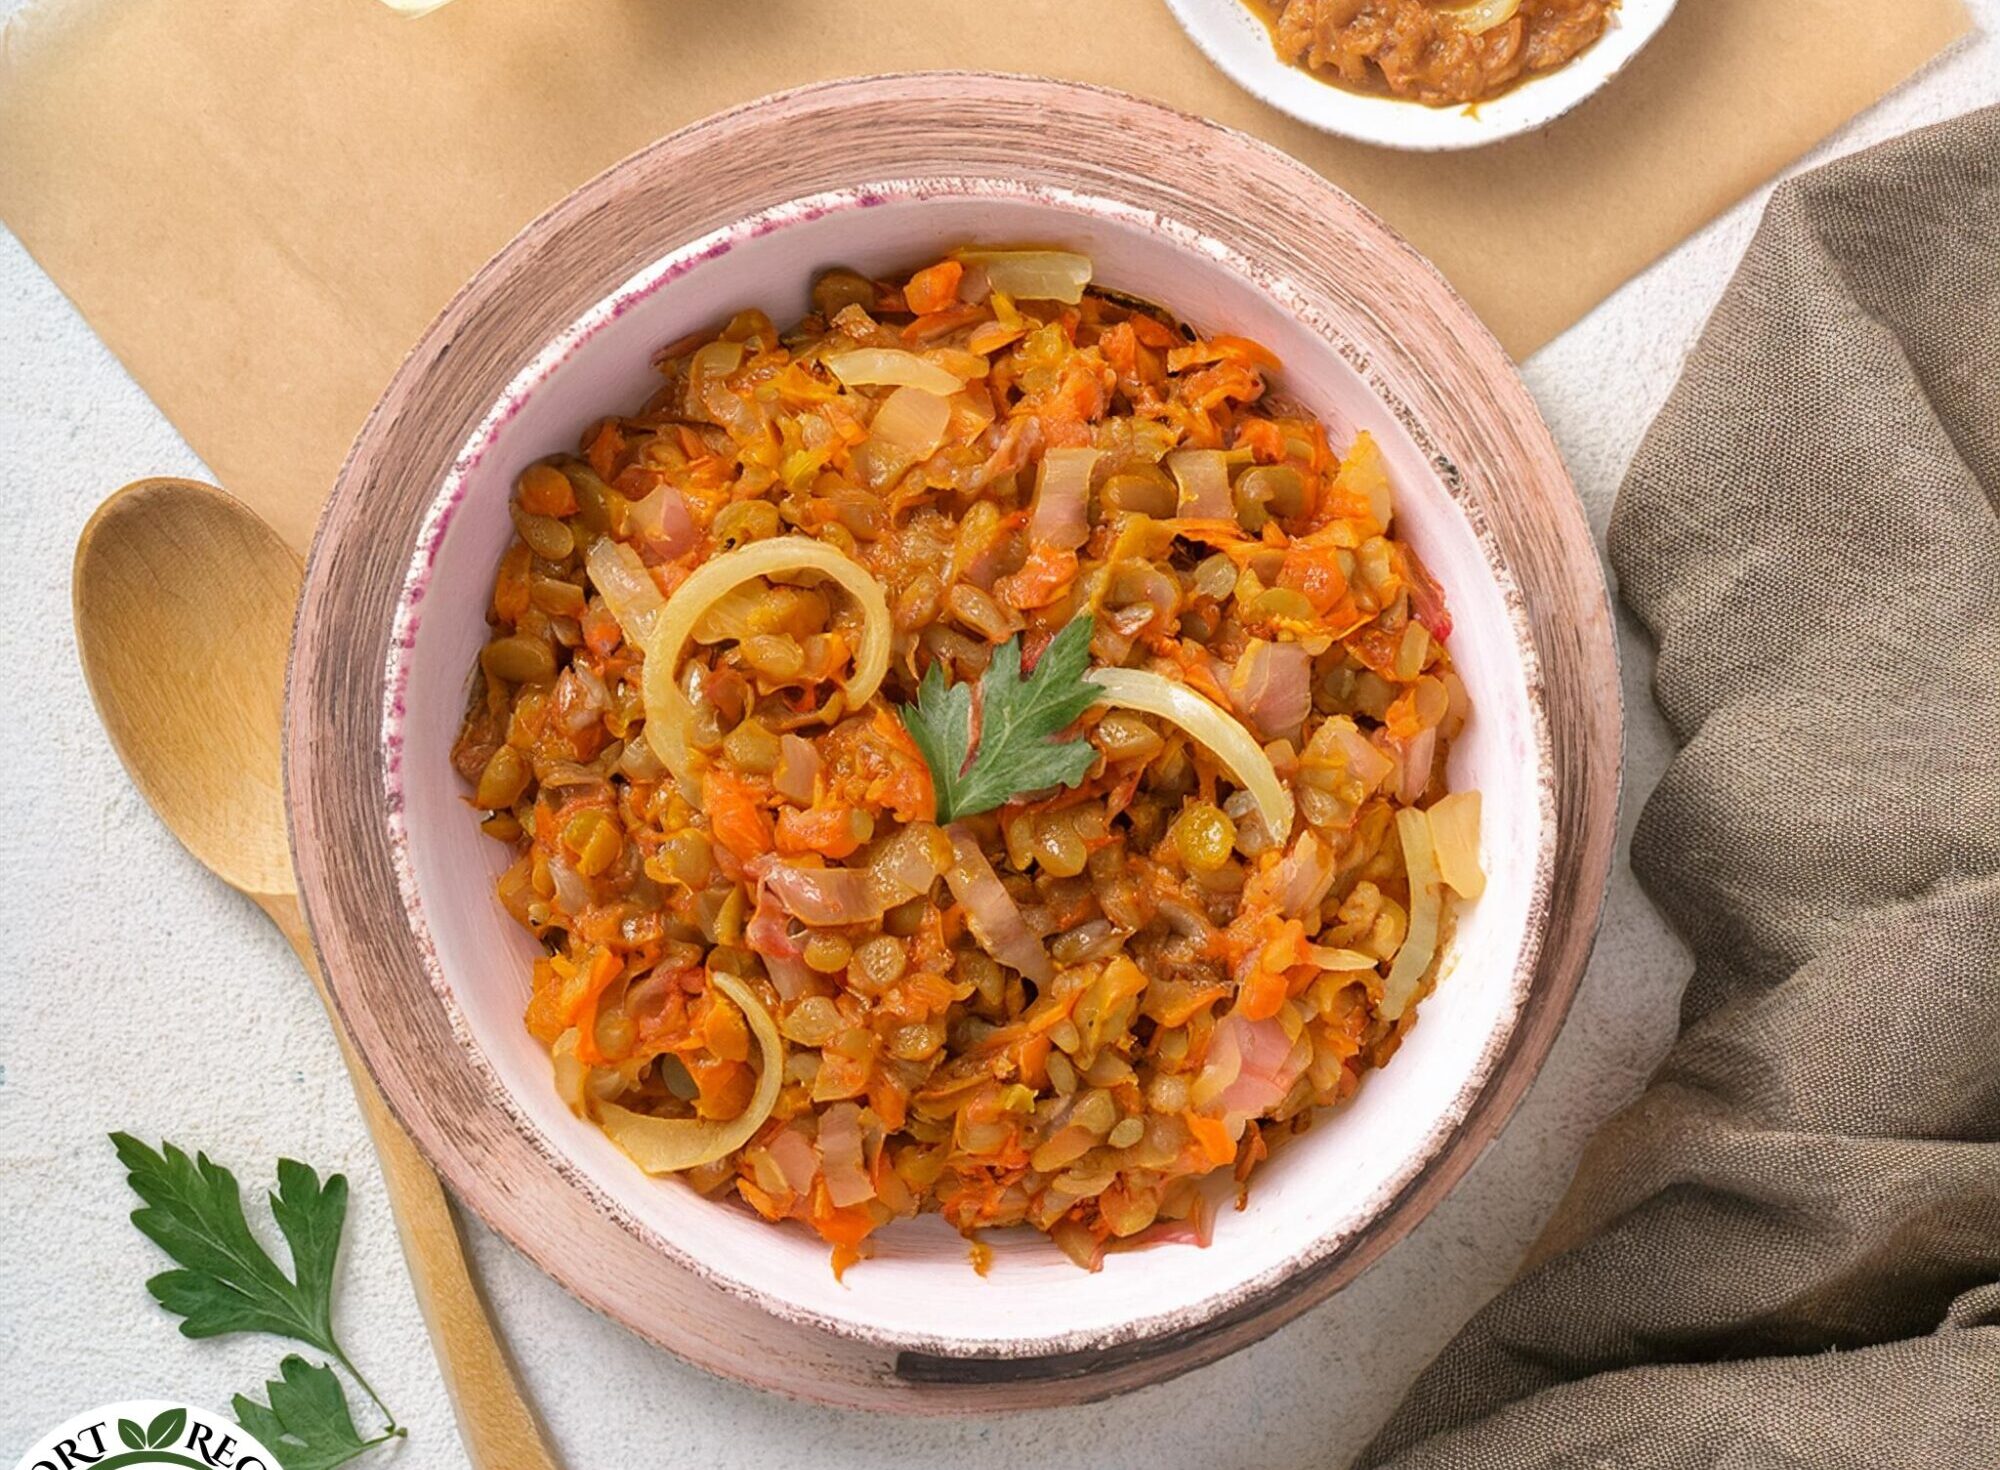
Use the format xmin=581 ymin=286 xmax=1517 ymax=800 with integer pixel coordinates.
xmin=1158 ymin=0 xmax=1683 ymax=152
xmin=285 ymin=70 xmax=1623 ymax=1408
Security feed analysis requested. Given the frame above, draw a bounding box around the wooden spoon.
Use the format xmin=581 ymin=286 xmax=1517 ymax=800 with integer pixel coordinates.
xmin=74 ymin=477 xmax=559 ymax=1470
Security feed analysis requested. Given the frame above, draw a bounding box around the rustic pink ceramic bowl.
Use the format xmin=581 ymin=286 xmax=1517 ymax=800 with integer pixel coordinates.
xmin=287 ymin=74 xmax=1620 ymax=1411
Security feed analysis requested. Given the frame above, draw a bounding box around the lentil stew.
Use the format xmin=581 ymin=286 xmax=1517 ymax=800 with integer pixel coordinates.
xmin=452 ymin=248 xmax=1487 ymax=1275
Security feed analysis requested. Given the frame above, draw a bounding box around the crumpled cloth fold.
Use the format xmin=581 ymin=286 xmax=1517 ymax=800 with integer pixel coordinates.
xmin=1359 ymin=106 xmax=2000 ymax=1470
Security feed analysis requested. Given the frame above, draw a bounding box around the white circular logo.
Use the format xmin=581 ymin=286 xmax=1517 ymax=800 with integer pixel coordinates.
xmin=11 ymin=1401 xmax=280 ymax=1470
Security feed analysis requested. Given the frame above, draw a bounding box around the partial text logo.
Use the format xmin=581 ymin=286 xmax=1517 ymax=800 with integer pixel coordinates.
xmin=12 ymin=1401 xmax=279 ymax=1470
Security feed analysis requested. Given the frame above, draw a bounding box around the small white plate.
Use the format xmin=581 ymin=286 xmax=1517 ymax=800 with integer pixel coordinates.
xmin=1161 ymin=0 xmax=1681 ymax=151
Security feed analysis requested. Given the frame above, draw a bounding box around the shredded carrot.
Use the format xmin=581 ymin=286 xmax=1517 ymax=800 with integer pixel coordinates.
xmin=1185 ymin=1112 xmax=1238 ymax=1168
xmin=1278 ymin=545 xmax=1353 ymax=618
xmin=1235 ymin=417 xmax=1288 ymax=463
xmin=493 ymin=542 xmax=532 ymax=623
xmin=1098 ymin=321 xmax=1140 ymax=380
xmin=566 ymin=949 xmax=624 ymax=1063
xmin=683 ymin=1053 xmax=752 ymax=1118
xmin=585 ymin=420 xmax=626 ymax=482
xmin=902 ymin=303 xmax=987 ymax=344
xmin=703 ymin=770 xmax=775 ymax=865
xmin=1126 ymin=312 xmax=1182 ymax=350
xmin=523 ymin=958 xmax=566 ymax=1043
xmin=775 ymin=806 xmax=866 ymax=859
xmin=868 ymin=1073 xmax=910 ymax=1131
xmin=995 ymin=545 xmax=1080 ymax=610
xmin=1154 ymin=984 xmax=1233 ymax=1028
xmin=580 ymin=603 xmax=623 ymax=657
xmin=1016 ymin=1032 xmax=1052 ymax=1089
xmin=811 ymin=1180 xmax=880 ymax=1253
xmin=902 ymin=259 xmax=965 ymax=316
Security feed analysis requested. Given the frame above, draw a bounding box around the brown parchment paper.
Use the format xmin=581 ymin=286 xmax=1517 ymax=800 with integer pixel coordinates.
xmin=0 ymin=0 xmax=1970 ymax=551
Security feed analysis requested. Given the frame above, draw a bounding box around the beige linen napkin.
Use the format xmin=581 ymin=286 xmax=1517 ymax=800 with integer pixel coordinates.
xmin=0 ymin=0 xmax=1970 ymax=552
xmin=1361 ymin=106 xmax=2000 ymax=1468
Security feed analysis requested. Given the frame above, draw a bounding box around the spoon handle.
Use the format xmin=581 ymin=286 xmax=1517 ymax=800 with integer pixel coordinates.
xmin=261 ymin=893 xmax=562 ymax=1470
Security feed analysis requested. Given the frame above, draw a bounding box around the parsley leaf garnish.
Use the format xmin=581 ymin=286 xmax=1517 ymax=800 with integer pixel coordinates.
xmin=114 ymin=1134 xmax=344 ymax=1347
xmin=902 ymin=615 xmax=1102 ymax=822
xmin=236 ymin=1357 xmax=398 ymax=1470
xmin=111 ymin=1134 xmax=403 ymax=1469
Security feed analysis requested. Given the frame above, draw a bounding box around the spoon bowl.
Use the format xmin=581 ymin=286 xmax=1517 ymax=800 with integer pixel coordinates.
xmin=74 ymin=478 xmax=297 ymax=899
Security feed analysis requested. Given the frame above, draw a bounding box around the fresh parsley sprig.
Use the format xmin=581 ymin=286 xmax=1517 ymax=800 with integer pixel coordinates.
xmin=901 ymin=615 xmax=1102 ymax=823
xmin=110 ymin=1134 xmax=404 ymax=1470
xmin=236 ymin=1356 xmax=393 ymax=1470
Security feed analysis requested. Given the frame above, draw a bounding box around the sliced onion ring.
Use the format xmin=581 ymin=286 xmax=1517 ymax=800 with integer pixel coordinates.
xmin=1304 ymin=945 xmax=1381 ymax=972
xmin=824 ymin=347 xmax=966 ymax=396
xmin=585 ymin=537 xmax=667 ymax=647
xmin=868 ymin=385 xmax=952 ymax=458
xmin=1382 ymin=808 xmax=1442 ymax=1021
xmin=952 ymin=249 xmax=1094 ymax=304
xmin=642 ymin=537 xmax=891 ymax=785
xmin=1029 ymin=447 xmax=1101 ymax=551
xmin=1084 ymin=667 xmax=1294 ymax=842
xmin=1438 ymin=0 xmax=1521 ymax=33
xmin=943 ymin=824 xmax=1054 ymax=985
xmin=1166 ymin=448 xmax=1232 ymax=520
xmin=1426 ymin=790 xmax=1486 ymax=900
xmin=594 ymin=971 xmax=783 ymax=1173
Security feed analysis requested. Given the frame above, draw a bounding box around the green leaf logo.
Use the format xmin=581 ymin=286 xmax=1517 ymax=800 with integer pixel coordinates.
xmin=146 ymin=1407 xmax=187 ymax=1448
xmin=118 ymin=1419 xmax=146 ymax=1451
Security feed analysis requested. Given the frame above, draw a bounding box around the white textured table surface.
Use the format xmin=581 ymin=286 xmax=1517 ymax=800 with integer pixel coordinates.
xmin=3 ymin=13 xmax=1994 ymax=1464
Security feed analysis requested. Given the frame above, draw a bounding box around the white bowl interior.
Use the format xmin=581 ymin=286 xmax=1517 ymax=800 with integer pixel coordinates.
xmin=1161 ymin=0 xmax=1680 ymax=149
xmin=388 ymin=185 xmax=1545 ymax=1352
